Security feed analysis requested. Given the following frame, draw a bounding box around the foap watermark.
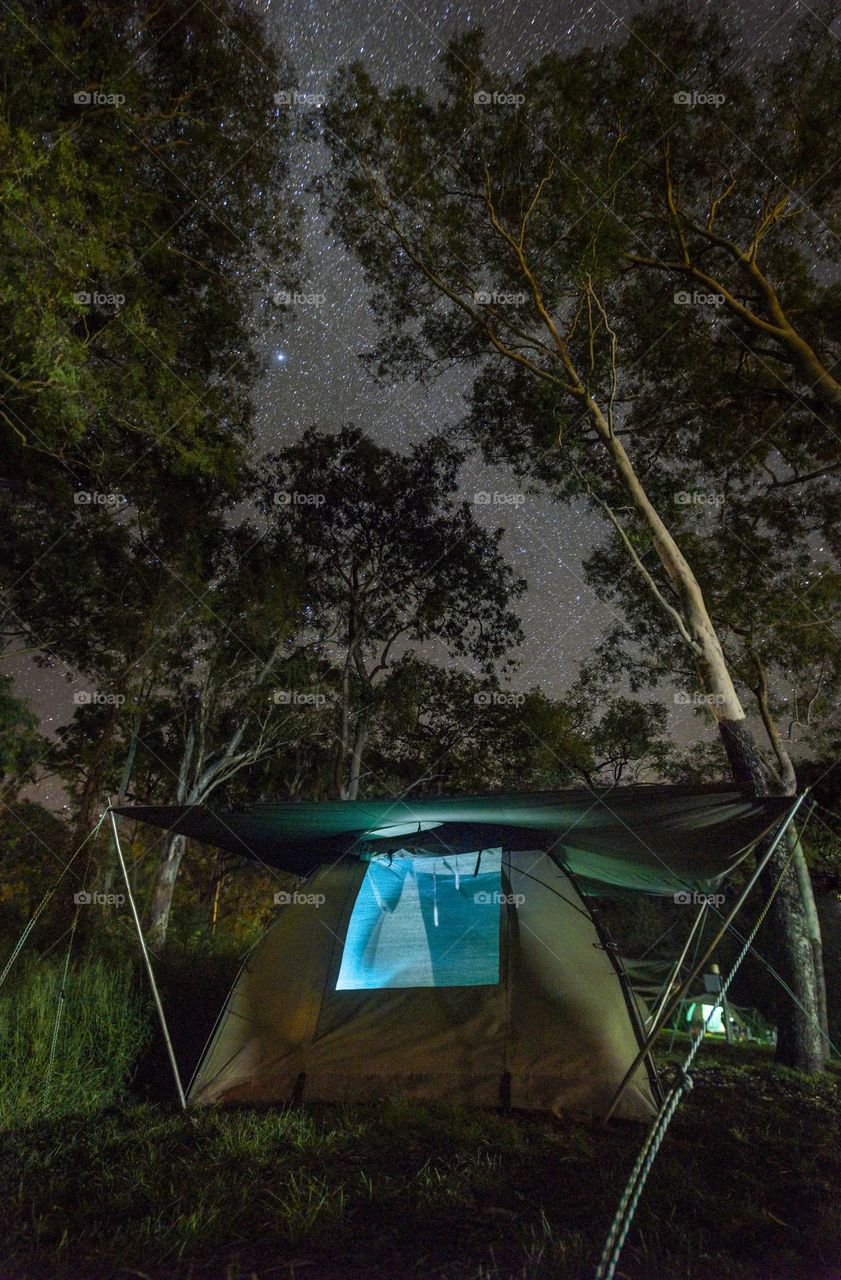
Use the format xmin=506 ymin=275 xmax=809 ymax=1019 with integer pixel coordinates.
xmin=74 ymin=90 xmax=125 ymax=107
xmin=473 ymin=288 xmax=528 ymax=306
xmin=673 ymin=690 xmax=727 ymax=708
xmin=674 ymin=490 xmax=724 ymax=507
xmin=271 ymin=690 xmax=328 ymax=707
xmin=474 ymin=89 xmax=525 ymax=107
xmin=274 ymin=490 xmax=326 ymax=507
xmin=74 ymin=889 xmax=125 ymax=907
xmin=73 ymin=690 xmax=126 ymax=707
xmin=473 ymin=491 xmax=526 ymax=507
xmin=74 ymin=491 xmax=128 ymax=507
xmin=274 ymin=89 xmax=325 ymax=109
xmin=272 ymin=289 xmax=326 ymax=308
xmin=274 ymin=889 xmax=326 ymax=907
xmin=74 ymin=290 xmax=125 ymax=309
xmin=673 ymin=890 xmax=725 ymax=907
xmin=673 ymin=90 xmax=725 ymax=108
xmin=474 ymin=690 xmax=525 ymax=708
xmin=674 ymin=289 xmax=724 ymax=307
xmin=474 ymin=890 xmax=526 ymax=906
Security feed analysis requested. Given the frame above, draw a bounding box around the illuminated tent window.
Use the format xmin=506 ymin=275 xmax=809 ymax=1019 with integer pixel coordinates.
xmin=685 ymin=1002 xmax=725 ymax=1034
xmin=336 ymin=850 xmax=502 ymax=990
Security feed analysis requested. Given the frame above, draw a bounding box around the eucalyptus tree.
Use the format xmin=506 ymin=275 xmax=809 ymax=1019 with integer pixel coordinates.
xmin=1 ymin=0 xmax=300 ymax=850
xmin=361 ymin=658 xmax=590 ymax=796
xmin=259 ymin=427 xmax=525 ymax=800
xmin=318 ymin=15 xmax=839 ymax=1067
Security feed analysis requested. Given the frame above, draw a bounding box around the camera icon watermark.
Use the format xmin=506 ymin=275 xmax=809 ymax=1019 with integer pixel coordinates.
xmin=272 ymin=289 xmax=326 ymax=308
xmin=474 ymin=89 xmax=526 ymax=107
xmin=473 ymin=690 xmax=526 ymax=707
xmin=673 ymin=890 xmax=725 ymax=907
xmin=273 ymin=491 xmax=326 ymax=507
xmin=473 ymin=491 xmax=526 ymax=507
xmin=74 ymin=491 xmax=128 ymax=507
xmin=74 ymin=889 xmax=125 ymax=906
xmin=271 ymin=690 xmax=327 ymax=707
xmin=73 ymin=90 xmax=126 ymax=107
xmin=474 ymin=890 xmax=525 ymax=906
xmin=274 ymin=890 xmax=326 ymax=907
xmin=73 ymin=690 xmax=126 ymax=707
xmin=673 ymin=690 xmax=727 ymax=707
xmin=274 ymin=89 xmax=326 ymax=109
xmin=473 ymin=288 xmax=528 ymax=306
xmin=673 ymin=290 xmax=725 ymax=307
xmin=73 ymin=290 xmax=125 ymax=309
xmin=674 ymin=490 xmax=724 ymax=507
xmin=673 ymin=90 xmax=725 ymax=108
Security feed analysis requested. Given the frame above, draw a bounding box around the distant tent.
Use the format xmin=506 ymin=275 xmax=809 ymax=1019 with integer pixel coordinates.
xmin=117 ymin=785 xmax=794 ymax=1121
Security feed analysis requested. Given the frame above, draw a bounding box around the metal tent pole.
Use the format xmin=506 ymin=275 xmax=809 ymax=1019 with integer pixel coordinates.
xmin=602 ymin=792 xmax=809 ymax=1124
xmin=108 ymin=809 xmax=187 ymax=1110
xmin=646 ymin=900 xmax=709 ymax=1032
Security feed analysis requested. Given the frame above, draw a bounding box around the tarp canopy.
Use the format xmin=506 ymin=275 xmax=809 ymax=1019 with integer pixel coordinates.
xmin=115 ymin=784 xmax=797 ymax=895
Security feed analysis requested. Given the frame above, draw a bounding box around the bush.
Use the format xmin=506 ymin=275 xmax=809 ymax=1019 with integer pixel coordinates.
xmin=0 ymin=956 xmax=150 ymax=1125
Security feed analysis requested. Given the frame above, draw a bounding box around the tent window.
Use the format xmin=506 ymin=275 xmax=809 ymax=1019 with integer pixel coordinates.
xmin=336 ymin=850 xmax=502 ymax=990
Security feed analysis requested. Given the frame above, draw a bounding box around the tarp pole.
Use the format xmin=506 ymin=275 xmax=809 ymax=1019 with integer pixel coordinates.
xmin=602 ymin=791 xmax=809 ymax=1123
xmin=646 ymin=900 xmax=709 ymax=1032
xmin=108 ymin=809 xmax=187 ymax=1111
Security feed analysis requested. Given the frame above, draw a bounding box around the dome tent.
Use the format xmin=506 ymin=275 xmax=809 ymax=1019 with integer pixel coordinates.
xmin=115 ymin=785 xmax=796 ymax=1121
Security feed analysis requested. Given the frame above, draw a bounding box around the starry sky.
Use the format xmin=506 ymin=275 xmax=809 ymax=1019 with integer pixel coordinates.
xmin=250 ymin=0 xmax=808 ymax=732
xmin=8 ymin=0 xmax=815 ymax=790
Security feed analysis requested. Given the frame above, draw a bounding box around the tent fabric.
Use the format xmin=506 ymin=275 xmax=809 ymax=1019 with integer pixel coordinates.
xmin=116 ymin=785 xmax=796 ymax=894
xmin=188 ymin=850 xmax=657 ymax=1121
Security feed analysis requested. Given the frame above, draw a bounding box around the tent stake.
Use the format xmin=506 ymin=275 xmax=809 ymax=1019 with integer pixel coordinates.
xmin=108 ymin=809 xmax=187 ymax=1111
xmin=602 ymin=791 xmax=809 ymax=1124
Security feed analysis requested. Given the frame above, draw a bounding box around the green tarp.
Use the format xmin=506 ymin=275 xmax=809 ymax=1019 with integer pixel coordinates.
xmin=115 ymin=784 xmax=797 ymax=895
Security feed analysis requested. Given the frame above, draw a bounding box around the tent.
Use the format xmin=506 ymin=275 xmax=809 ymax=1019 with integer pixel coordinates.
xmin=115 ymin=785 xmax=796 ymax=1122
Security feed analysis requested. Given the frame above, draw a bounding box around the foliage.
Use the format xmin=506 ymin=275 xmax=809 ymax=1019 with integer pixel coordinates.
xmin=363 ymin=658 xmax=591 ymax=794
xmin=257 ymin=426 xmax=526 ymax=796
xmin=0 ymin=956 xmax=149 ymax=1125
xmin=0 ymin=674 xmax=43 ymax=787
xmin=0 ymin=0 xmax=296 ymax=484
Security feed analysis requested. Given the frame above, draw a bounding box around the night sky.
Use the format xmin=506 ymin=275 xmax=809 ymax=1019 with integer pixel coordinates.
xmin=251 ymin=0 xmax=810 ymax=722
xmin=9 ymin=0 xmax=817 ymax=796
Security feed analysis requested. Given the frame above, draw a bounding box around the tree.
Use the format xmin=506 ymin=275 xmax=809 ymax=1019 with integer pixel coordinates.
xmin=1 ymin=0 xmax=299 ymax=850
xmin=0 ymin=676 xmax=43 ymax=793
xmin=258 ymin=427 xmax=526 ymax=799
xmin=0 ymin=0 xmax=297 ymax=478
xmin=362 ymin=658 xmax=591 ymax=795
xmin=319 ymin=20 xmax=834 ymax=1068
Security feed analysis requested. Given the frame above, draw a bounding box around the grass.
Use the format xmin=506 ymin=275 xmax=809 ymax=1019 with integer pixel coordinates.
xmin=0 ymin=960 xmax=838 ymax=1279
xmin=0 ymin=956 xmax=148 ymax=1124
xmin=0 ymin=1039 xmax=838 ymax=1279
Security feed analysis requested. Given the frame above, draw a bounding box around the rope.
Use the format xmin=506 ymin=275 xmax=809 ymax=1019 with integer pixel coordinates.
xmin=0 ymin=809 xmax=108 ymax=994
xmin=43 ymin=902 xmax=82 ymax=1105
xmin=594 ymin=826 xmax=801 ymax=1280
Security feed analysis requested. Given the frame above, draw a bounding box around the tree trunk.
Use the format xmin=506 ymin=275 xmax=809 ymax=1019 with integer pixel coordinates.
xmin=147 ymin=834 xmax=186 ymax=951
xmin=580 ymin=400 xmax=824 ymax=1071
xmin=346 ymin=719 xmax=368 ymax=800
xmin=717 ymin=720 xmax=825 ymax=1072
xmin=70 ymin=701 xmax=123 ymax=849
xmin=791 ymin=831 xmax=830 ymax=1059
xmin=750 ymin=663 xmax=829 ymax=1059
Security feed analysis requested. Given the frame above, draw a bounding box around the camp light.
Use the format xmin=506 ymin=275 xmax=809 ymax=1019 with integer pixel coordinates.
xmin=360 ymin=820 xmax=443 ymax=839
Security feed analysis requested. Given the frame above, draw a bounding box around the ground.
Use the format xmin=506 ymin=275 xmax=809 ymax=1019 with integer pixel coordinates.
xmin=0 ymin=1040 xmax=838 ymax=1280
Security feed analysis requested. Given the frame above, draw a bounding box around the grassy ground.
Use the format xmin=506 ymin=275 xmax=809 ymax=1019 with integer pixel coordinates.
xmin=0 ymin=1034 xmax=838 ymax=1280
